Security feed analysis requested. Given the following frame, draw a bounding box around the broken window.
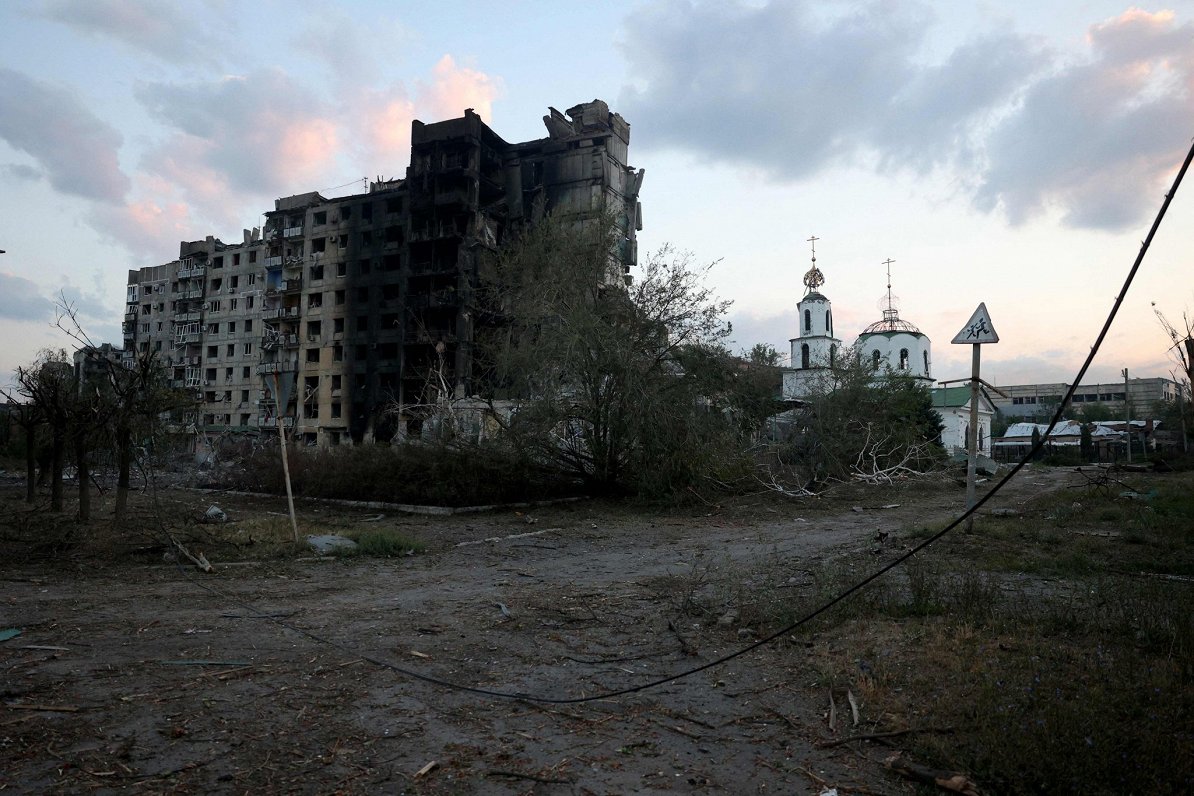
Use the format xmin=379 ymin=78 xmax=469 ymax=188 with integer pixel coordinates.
xmin=801 ymin=344 xmax=810 ymax=369
xmin=899 ymin=348 xmax=909 ymax=369
xmin=333 ymin=317 xmax=345 ymax=334
xmin=307 ymin=320 xmax=322 ymax=338
xmin=308 ymin=293 xmax=323 ymax=308
xmin=226 ymin=344 xmax=235 ymax=357
xmin=244 ymin=320 xmax=253 ymax=333
xmin=804 ymin=309 xmax=811 ymax=333
xmin=310 ymin=264 xmax=324 ymax=281
xmin=335 ymin=290 xmax=345 ymax=305
xmin=872 ymin=350 xmax=881 ymax=368
xmin=923 ymin=350 xmax=929 ymax=375
xmin=336 ymin=261 xmax=347 ymax=277
xmin=312 ymin=237 xmax=327 ymax=254
xmin=313 ymin=211 xmax=327 ymax=226
xmin=306 ymin=348 xmax=320 ymax=363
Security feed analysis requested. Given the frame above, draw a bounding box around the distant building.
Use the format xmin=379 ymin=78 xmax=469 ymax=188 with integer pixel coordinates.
xmin=122 ymin=100 xmax=644 ymax=446
xmin=992 ymin=377 xmax=1180 ymax=420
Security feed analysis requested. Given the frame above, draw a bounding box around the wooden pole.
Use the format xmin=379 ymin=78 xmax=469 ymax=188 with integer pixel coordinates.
xmin=274 ymin=372 xmax=299 ymax=543
xmin=965 ymin=343 xmax=981 ymax=524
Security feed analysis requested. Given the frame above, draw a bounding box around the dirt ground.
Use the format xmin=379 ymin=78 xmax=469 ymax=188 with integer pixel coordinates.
xmin=1 ymin=468 xmax=1079 ymax=794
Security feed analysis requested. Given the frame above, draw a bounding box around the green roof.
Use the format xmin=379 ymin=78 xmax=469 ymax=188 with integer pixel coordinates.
xmin=932 ymin=386 xmax=987 ymax=408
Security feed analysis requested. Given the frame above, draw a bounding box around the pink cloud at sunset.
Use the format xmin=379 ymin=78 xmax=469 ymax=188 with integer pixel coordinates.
xmin=418 ymin=55 xmax=503 ymax=124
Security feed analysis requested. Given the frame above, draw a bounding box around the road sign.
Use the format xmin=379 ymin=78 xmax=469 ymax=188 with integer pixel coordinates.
xmin=951 ymin=302 xmax=999 ymax=344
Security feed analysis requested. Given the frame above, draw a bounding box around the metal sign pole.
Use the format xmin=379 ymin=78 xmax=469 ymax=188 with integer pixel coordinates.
xmin=966 ymin=343 xmax=981 ymax=513
xmin=952 ymin=303 xmax=999 ymax=529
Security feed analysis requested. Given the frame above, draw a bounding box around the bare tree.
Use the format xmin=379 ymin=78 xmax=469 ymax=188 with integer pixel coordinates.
xmin=1153 ymin=301 xmax=1194 ymax=389
xmin=15 ymin=349 xmax=74 ymax=513
xmin=55 ymin=298 xmax=195 ymax=522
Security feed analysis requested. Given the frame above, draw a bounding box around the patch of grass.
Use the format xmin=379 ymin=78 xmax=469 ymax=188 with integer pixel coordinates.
xmin=804 ymin=576 xmax=1194 ymax=794
xmin=338 ymin=529 xmax=426 ymax=558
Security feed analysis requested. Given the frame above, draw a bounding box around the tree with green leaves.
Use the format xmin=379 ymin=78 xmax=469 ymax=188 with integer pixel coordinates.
xmin=476 ymin=212 xmax=770 ymax=496
xmin=778 ymin=358 xmax=945 ymax=487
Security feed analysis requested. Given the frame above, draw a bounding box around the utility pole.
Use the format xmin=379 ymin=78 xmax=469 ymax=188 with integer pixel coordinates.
xmin=1122 ymin=367 xmax=1131 ymax=463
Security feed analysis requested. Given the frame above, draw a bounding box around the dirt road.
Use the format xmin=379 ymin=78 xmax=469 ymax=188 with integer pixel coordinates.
xmin=0 ymin=471 xmax=1062 ymax=793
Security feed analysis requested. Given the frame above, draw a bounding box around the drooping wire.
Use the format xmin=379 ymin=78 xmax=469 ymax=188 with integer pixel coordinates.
xmin=169 ymin=135 xmax=1194 ymax=704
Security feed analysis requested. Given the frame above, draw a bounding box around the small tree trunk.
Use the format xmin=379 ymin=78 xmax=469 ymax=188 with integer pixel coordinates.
xmin=75 ymin=432 xmax=90 ymax=523
xmin=24 ymin=423 xmax=36 ymax=503
xmin=114 ymin=423 xmax=131 ymax=522
xmin=50 ymin=431 xmax=65 ymax=513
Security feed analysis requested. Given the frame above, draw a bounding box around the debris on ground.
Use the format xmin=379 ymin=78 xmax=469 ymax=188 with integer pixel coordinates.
xmin=203 ymin=504 xmax=228 ymax=523
xmin=306 ymin=534 xmax=358 ymax=554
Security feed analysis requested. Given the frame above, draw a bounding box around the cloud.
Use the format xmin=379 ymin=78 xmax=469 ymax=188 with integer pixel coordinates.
xmin=2 ymin=163 xmax=42 ymax=182
xmin=136 ymin=69 xmax=341 ymax=200
xmin=0 ymin=272 xmax=54 ymax=322
xmin=0 ymin=68 xmax=130 ymax=203
xmin=417 ymin=55 xmax=503 ymax=124
xmin=974 ymin=8 xmax=1194 ymax=230
xmin=36 ymin=0 xmax=215 ymax=63
xmin=619 ymin=1 xmax=930 ymax=179
xmin=618 ymin=2 xmax=1192 ymax=230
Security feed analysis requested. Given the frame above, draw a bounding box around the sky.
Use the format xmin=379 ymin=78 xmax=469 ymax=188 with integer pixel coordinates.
xmin=0 ymin=0 xmax=1192 ymax=391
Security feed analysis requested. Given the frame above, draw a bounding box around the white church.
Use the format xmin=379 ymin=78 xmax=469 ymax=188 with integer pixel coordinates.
xmin=780 ymin=240 xmax=994 ymax=455
xmin=782 ymin=243 xmax=933 ymax=400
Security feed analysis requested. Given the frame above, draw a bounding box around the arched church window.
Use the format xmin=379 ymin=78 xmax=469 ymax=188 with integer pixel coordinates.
xmin=801 ymin=343 xmax=810 ymax=369
xmin=804 ymin=309 xmax=811 ymax=333
xmin=872 ymin=350 xmax=881 ymax=368
xmin=979 ymin=424 xmax=985 ymax=450
xmin=923 ymin=350 xmax=929 ymax=375
xmin=829 ymin=344 xmax=836 ymax=367
xmin=899 ymin=348 xmax=909 ymax=369
xmin=825 ymin=310 xmax=832 ymax=335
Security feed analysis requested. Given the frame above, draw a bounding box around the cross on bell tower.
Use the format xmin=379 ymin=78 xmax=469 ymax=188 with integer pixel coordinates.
xmin=803 ymin=235 xmax=825 ymax=295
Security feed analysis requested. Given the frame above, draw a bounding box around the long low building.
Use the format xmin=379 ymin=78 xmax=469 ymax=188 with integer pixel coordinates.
xmin=991 ymin=377 xmax=1180 ymax=420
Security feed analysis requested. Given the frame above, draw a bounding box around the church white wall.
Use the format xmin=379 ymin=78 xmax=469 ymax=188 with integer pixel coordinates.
xmin=939 ymin=406 xmax=993 ymax=454
xmin=782 ymin=367 xmax=841 ymax=400
xmin=858 ymin=331 xmax=932 ymax=380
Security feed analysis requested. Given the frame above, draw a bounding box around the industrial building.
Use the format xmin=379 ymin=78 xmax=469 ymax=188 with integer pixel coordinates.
xmin=122 ymin=100 xmax=644 ymax=446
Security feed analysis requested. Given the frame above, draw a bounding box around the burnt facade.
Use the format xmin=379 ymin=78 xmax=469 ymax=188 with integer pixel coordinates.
xmin=122 ymin=100 xmax=643 ymax=445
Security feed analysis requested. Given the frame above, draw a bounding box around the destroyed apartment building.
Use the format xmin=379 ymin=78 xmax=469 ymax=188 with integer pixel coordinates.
xmin=122 ymin=100 xmax=645 ymax=446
